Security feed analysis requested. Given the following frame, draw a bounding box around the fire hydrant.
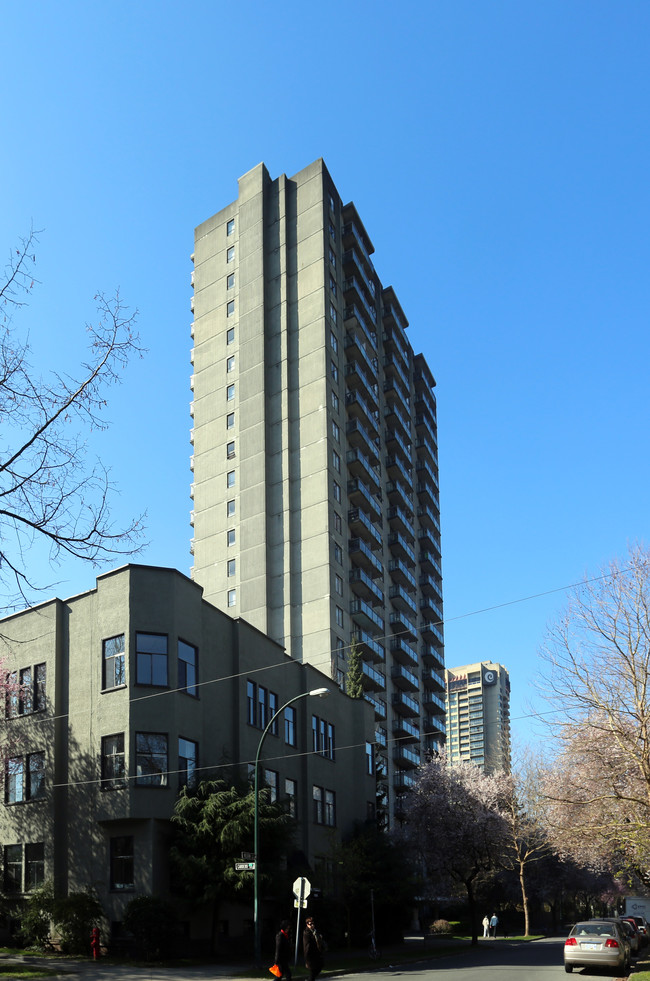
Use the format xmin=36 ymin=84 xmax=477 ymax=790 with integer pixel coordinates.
xmin=90 ymin=926 xmax=101 ymax=960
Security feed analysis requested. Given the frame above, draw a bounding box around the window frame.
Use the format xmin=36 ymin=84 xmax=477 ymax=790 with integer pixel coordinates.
xmin=178 ymin=640 xmax=198 ymax=697
xmin=135 ymin=632 xmax=168 ymax=688
xmin=103 ymin=635 xmax=126 ymax=690
xmin=101 ymin=733 xmax=126 ymax=790
xmin=135 ymin=732 xmax=168 ymax=788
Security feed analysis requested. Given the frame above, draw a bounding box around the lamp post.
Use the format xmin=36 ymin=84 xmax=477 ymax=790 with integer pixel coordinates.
xmin=254 ymin=686 xmax=330 ymax=965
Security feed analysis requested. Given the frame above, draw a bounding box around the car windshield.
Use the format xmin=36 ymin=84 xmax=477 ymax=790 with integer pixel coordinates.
xmin=573 ymin=923 xmax=616 ymax=938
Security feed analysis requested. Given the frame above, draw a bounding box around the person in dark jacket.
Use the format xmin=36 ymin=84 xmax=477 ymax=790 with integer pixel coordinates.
xmin=303 ymin=917 xmax=325 ymax=981
xmin=275 ymin=919 xmax=292 ymax=981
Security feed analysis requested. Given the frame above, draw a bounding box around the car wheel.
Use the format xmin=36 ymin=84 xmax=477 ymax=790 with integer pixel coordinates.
xmin=564 ymin=966 xmax=573 ymax=974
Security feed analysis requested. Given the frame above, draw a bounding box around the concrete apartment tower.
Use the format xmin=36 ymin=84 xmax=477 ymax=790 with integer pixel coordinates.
xmin=190 ymin=160 xmax=445 ymax=824
xmin=445 ymin=661 xmax=511 ymax=773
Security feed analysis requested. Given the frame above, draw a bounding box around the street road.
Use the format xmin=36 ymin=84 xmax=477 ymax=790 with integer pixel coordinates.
xmin=348 ymin=937 xmax=623 ymax=981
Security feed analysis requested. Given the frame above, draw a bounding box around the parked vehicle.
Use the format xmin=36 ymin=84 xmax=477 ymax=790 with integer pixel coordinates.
xmin=596 ymin=917 xmax=640 ymax=955
xmin=627 ymin=914 xmax=650 ymax=946
xmin=621 ymin=915 xmax=645 ymax=950
xmin=564 ymin=919 xmax=631 ymax=974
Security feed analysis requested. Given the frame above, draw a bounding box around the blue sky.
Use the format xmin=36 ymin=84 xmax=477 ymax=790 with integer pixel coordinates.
xmin=2 ymin=1 xmax=649 ymax=746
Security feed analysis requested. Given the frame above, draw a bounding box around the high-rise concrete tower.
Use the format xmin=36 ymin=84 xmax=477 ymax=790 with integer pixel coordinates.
xmin=190 ymin=160 xmax=445 ymax=824
xmin=445 ymin=661 xmax=511 ymax=773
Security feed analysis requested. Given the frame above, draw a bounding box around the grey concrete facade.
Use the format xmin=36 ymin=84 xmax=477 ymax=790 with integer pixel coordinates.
xmin=0 ymin=564 xmax=375 ymax=944
xmin=190 ymin=160 xmax=445 ymax=827
xmin=445 ymin=661 xmax=511 ymax=773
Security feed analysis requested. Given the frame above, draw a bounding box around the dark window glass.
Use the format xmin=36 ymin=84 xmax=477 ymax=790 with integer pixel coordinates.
xmin=136 ymin=633 xmax=168 ymax=687
xmin=135 ymin=732 xmax=168 ymax=787
xmin=268 ymin=691 xmax=278 ymax=736
xmin=324 ymin=789 xmax=336 ymax=827
xmin=312 ymin=785 xmax=323 ymax=824
xmin=284 ymin=706 xmax=296 ymax=746
xmin=4 ymin=845 xmax=21 ymax=892
xmin=247 ymin=681 xmax=256 ymax=726
xmin=34 ymin=664 xmax=46 ymax=711
xmin=28 ymin=753 xmax=45 ymax=800
xmin=101 ymin=734 xmax=126 ymax=789
xmin=110 ymin=836 xmax=134 ymax=891
xmin=178 ymin=640 xmax=198 ymax=697
xmin=20 ymin=668 xmax=32 ymax=715
xmin=6 ymin=758 xmax=24 ymax=803
xmin=285 ymin=778 xmax=297 ymax=817
xmin=103 ymin=635 xmax=125 ymax=689
xmin=179 ymin=737 xmax=198 ymax=789
xmin=25 ymin=843 xmax=44 ymax=890
xmin=6 ymin=672 xmax=18 ymax=719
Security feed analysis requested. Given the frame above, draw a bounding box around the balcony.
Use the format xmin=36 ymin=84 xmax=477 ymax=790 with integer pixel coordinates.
xmin=352 ymin=628 xmax=385 ymax=664
xmin=420 ymin=596 xmax=443 ymax=624
xmin=421 ymin=619 xmax=445 ymax=647
xmin=414 ymin=411 xmax=436 ymax=441
xmin=344 ymin=330 xmax=379 ymax=381
xmin=422 ymin=644 xmax=444 ymax=671
xmin=350 ymin=598 xmax=385 ymax=634
xmin=385 ymin=454 xmax=413 ymax=483
xmin=422 ymin=668 xmax=445 ymax=692
xmin=349 ymin=537 xmax=383 ymax=578
xmin=392 ymin=691 xmax=420 ymax=718
xmin=362 ymin=661 xmax=386 ymax=693
xmin=347 ymin=418 xmax=380 ymax=466
xmin=419 ymin=571 xmax=443 ymax=603
xmin=394 ymin=770 xmax=417 ymax=791
xmin=415 ymin=432 xmax=439 ymax=467
xmin=343 ymin=247 xmax=378 ymax=313
xmin=386 ymin=478 xmax=413 ymax=509
xmin=384 ymin=351 xmax=411 ymax=392
xmin=364 ymin=692 xmax=387 ymax=720
xmin=384 ymin=398 xmax=411 ymax=441
xmin=423 ymin=715 xmax=447 ymax=737
xmin=348 ymin=506 xmax=382 ymax=550
xmin=382 ymin=292 xmax=409 ymax=340
xmin=416 ymin=459 xmax=439 ymax=493
xmin=347 ymin=447 xmax=380 ymax=494
xmin=349 ymin=567 xmax=384 ymax=606
xmin=345 ymin=390 xmax=380 ymax=436
xmin=389 ymin=610 xmax=417 ymax=642
xmin=392 ymin=717 xmax=420 ymax=743
xmin=414 ymin=393 xmax=437 ymax=428
xmin=417 ymin=504 xmax=441 ymax=535
xmin=388 ymin=505 xmax=415 ymax=540
xmin=393 ymin=745 xmax=421 ymax=770
xmin=388 ymin=558 xmax=417 ymax=591
xmin=345 ymin=361 xmax=379 ymax=410
xmin=389 ymin=584 xmax=418 ymax=617
xmin=391 ymin=664 xmax=419 ymax=692
xmin=384 ymin=376 xmax=410 ymax=414
xmin=343 ymin=275 xmax=378 ymax=330
xmin=390 ymin=637 xmax=419 ymax=669
xmin=423 ymin=690 xmax=446 ymax=715
xmin=348 ymin=478 xmax=381 ymax=522
xmin=419 ymin=549 xmax=442 ymax=577
xmin=418 ymin=527 xmax=441 ymax=558
xmin=375 ymin=726 xmax=387 ymax=748
xmin=342 ymin=217 xmax=375 ymax=275
xmin=388 ymin=531 xmax=416 ymax=566
xmin=385 ymin=427 xmax=412 ymax=464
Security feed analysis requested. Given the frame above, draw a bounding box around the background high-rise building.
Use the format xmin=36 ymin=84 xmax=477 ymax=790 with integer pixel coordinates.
xmin=190 ymin=160 xmax=445 ymax=825
xmin=445 ymin=661 xmax=511 ymax=773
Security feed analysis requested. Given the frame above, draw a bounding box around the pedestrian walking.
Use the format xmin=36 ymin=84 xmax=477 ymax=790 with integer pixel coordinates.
xmin=490 ymin=913 xmax=499 ymax=938
xmin=303 ymin=917 xmax=325 ymax=981
xmin=274 ymin=919 xmax=292 ymax=981
xmin=482 ymin=915 xmax=490 ymax=938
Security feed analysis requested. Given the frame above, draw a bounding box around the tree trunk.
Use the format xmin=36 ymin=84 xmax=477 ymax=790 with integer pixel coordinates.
xmin=519 ymin=860 xmax=530 ymax=936
xmin=465 ymin=878 xmax=479 ymax=945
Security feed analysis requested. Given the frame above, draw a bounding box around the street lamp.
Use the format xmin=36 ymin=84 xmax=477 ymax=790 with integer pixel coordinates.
xmin=254 ymin=686 xmax=330 ymax=964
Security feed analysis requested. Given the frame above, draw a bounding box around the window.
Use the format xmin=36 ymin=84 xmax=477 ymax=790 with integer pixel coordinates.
xmin=4 ymin=845 xmax=21 ymax=893
xmin=329 ymin=222 xmax=335 ymax=240
xmin=179 ymin=737 xmax=198 ymax=789
xmin=333 ymin=481 xmax=341 ymax=503
xmin=227 ymin=273 xmax=235 ymax=290
xmin=6 ymin=752 xmax=45 ymax=804
xmin=334 ymin=543 xmax=342 ymax=564
xmin=7 ymin=664 xmax=46 ymax=718
xmin=227 ymin=326 xmax=235 ymax=344
xmin=324 ymin=789 xmax=336 ymax=827
xmin=335 ymin=606 xmax=343 ymax=627
xmin=330 ymin=361 xmax=338 ymax=383
xmin=227 ymin=588 xmax=236 ymax=607
xmin=313 ymin=785 xmax=323 ymax=824
xmin=263 ymin=768 xmax=279 ymax=803
xmin=330 ymin=330 xmax=338 ymax=354
xmin=330 ymin=303 xmax=337 ymax=324
xmin=329 ymin=194 xmax=335 ymax=212
xmin=227 ymin=383 xmax=235 ymax=401
xmin=335 ymin=575 xmax=343 ymax=596
xmin=312 ymin=715 xmax=335 ymax=760
xmin=332 ymin=450 xmax=340 ymax=473
xmin=333 ymin=511 xmax=342 ymax=534
xmin=227 ymin=528 xmax=236 ymax=547
xmin=227 ymin=355 xmax=235 ymax=371
xmin=227 ymin=559 xmax=236 ymax=577
xmin=247 ymin=681 xmax=256 ymax=726
xmin=110 ymin=836 xmax=134 ymax=891
xmin=25 ymin=843 xmax=44 ymax=890
xmin=5 ymin=672 xmax=18 ymax=718
xmin=227 ymin=218 xmax=235 ymax=236
xmin=135 ymin=733 xmax=168 ymax=787
xmin=329 ymin=246 xmax=336 ymax=267
xmin=227 ymin=300 xmax=235 ymax=317
xmin=227 ymin=470 xmax=235 ymax=488
xmin=227 ymin=499 xmax=236 ymax=517
xmin=101 ymin=734 xmax=125 ymax=789
xmin=247 ymin=681 xmax=278 ymax=732
xmin=136 ymin=633 xmax=168 ymax=687
xmin=331 ymin=390 xmax=339 ymax=412
xmin=178 ymin=640 xmax=198 ymax=697
xmin=284 ymin=705 xmax=296 ymax=746
xmin=103 ymin=635 xmax=125 ymax=689
xmin=227 ymin=412 xmax=235 ymax=429
xmin=285 ymin=777 xmax=297 ymax=817
xmin=332 ymin=420 xmax=340 ymax=442
xmin=19 ymin=667 xmax=32 ymax=715
xmin=329 ymin=274 xmax=337 ymax=296
xmin=365 ymin=742 xmax=374 ymax=776
xmin=227 ymin=441 xmax=236 ymax=459
xmin=227 ymin=246 xmax=235 ymax=263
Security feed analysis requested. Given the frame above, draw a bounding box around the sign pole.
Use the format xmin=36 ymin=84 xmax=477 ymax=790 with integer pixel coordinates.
xmin=294 ymin=879 xmax=305 ymax=966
